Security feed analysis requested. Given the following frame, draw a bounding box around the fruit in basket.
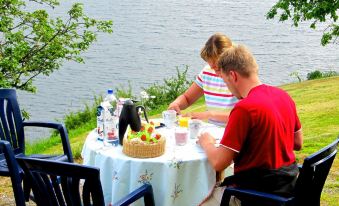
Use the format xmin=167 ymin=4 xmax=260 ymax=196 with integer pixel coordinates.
xmin=127 ymin=121 xmax=162 ymax=144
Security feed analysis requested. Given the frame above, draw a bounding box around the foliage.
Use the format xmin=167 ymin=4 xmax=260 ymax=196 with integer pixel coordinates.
xmin=307 ymin=70 xmax=323 ymax=80
xmin=307 ymin=70 xmax=339 ymax=80
xmin=115 ymin=65 xmax=193 ymax=111
xmin=141 ymin=65 xmax=192 ymax=110
xmin=267 ymin=0 xmax=339 ymax=46
xmin=289 ymin=71 xmax=302 ymax=82
xmin=0 ymin=0 xmax=113 ymax=93
xmin=115 ymin=80 xmax=136 ymax=99
xmin=63 ymin=95 xmax=102 ymax=130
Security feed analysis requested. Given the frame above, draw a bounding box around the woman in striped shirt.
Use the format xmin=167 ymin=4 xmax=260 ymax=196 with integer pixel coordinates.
xmin=168 ymin=33 xmax=238 ymax=126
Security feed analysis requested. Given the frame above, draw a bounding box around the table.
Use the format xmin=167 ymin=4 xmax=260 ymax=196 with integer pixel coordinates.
xmin=81 ymin=123 xmax=233 ymax=206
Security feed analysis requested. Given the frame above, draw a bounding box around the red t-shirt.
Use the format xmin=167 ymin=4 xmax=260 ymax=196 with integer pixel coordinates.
xmin=220 ymin=84 xmax=301 ymax=174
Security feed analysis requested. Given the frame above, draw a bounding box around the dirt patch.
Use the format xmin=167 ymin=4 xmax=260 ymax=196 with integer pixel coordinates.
xmin=0 ymin=177 xmax=36 ymax=206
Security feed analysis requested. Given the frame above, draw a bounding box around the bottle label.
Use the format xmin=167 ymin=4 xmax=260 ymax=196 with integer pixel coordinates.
xmin=103 ymin=102 xmax=118 ymax=145
xmin=96 ymin=106 xmax=105 ymax=139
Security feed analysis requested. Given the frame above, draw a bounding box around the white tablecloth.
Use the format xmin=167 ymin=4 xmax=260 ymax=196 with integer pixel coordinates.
xmin=81 ymin=124 xmax=233 ymax=206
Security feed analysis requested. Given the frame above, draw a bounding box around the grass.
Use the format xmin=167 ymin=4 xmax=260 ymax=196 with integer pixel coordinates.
xmin=281 ymin=77 xmax=339 ymax=205
xmin=1 ymin=77 xmax=338 ymax=205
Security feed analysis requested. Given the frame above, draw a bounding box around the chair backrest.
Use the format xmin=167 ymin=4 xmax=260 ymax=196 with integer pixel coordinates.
xmin=0 ymin=140 xmax=26 ymax=206
xmin=295 ymin=137 xmax=339 ymax=206
xmin=16 ymin=156 xmax=105 ymax=206
xmin=0 ymin=89 xmax=25 ymax=154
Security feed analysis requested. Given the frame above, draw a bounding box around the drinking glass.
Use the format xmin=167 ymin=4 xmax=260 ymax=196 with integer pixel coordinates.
xmin=162 ymin=110 xmax=177 ymax=128
xmin=188 ymin=119 xmax=202 ymax=139
xmin=174 ymin=127 xmax=188 ymax=146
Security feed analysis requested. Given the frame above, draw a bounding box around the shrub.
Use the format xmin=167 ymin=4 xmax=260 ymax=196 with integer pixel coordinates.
xmin=307 ymin=70 xmax=338 ymax=80
xmin=115 ymin=65 xmax=193 ymax=111
xmin=63 ymin=96 xmax=102 ymax=130
xmin=115 ymin=81 xmax=136 ymax=99
xmin=322 ymin=71 xmax=339 ymax=78
xmin=289 ymin=71 xmax=302 ymax=82
xmin=140 ymin=66 xmax=191 ymax=109
xmin=307 ymin=70 xmax=323 ymax=80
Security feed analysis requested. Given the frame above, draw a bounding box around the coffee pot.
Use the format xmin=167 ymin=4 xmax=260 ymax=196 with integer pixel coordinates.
xmin=118 ymin=99 xmax=148 ymax=145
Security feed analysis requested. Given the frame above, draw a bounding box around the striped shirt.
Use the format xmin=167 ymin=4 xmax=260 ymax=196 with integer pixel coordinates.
xmin=195 ymin=65 xmax=239 ymax=126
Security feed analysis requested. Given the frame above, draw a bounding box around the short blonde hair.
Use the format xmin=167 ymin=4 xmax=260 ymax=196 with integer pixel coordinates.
xmin=200 ymin=33 xmax=232 ymax=62
xmin=217 ymin=45 xmax=258 ymax=77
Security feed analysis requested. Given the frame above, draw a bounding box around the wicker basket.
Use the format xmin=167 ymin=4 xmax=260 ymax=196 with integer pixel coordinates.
xmin=123 ymin=137 xmax=166 ymax=158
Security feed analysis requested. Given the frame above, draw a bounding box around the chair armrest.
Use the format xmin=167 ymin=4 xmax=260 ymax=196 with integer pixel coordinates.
xmin=222 ymin=187 xmax=294 ymax=206
xmin=0 ymin=140 xmax=26 ymax=206
xmin=23 ymin=122 xmax=73 ymax=162
xmin=113 ymin=184 xmax=155 ymax=206
xmin=23 ymin=121 xmax=65 ymax=130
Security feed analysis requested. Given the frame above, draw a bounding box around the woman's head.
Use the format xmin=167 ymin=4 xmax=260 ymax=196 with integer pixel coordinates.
xmin=200 ymin=33 xmax=232 ymax=66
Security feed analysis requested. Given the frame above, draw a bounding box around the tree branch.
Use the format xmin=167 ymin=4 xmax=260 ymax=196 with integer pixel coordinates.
xmin=19 ymin=16 xmax=73 ymax=65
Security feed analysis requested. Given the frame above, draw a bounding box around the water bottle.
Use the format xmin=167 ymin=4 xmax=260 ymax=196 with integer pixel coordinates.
xmin=103 ymin=89 xmax=119 ymax=146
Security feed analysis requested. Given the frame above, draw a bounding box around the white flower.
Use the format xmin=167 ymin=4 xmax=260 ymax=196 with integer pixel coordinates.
xmin=140 ymin=91 xmax=150 ymax=99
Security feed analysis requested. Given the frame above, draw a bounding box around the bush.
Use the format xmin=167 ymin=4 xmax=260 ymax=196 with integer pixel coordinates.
xmin=63 ymin=96 xmax=102 ymax=130
xmin=115 ymin=65 xmax=193 ymax=111
xmin=307 ymin=70 xmax=338 ymax=80
xmin=142 ymin=66 xmax=192 ymax=110
xmin=115 ymin=81 xmax=136 ymax=99
xmin=307 ymin=70 xmax=323 ymax=80
xmin=323 ymin=71 xmax=339 ymax=78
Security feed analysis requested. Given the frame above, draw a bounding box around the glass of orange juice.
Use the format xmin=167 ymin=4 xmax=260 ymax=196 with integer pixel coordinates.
xmin=178 ymin=117 xmax=190 ymax=128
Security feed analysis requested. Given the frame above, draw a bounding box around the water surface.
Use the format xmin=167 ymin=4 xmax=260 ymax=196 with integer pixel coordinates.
xmin=17 ymin=0 xmax=338 ymax=141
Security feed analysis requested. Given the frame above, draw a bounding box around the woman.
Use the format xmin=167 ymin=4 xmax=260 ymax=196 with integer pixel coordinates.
xmin=168 ymin=33 xmax=238 ymax=126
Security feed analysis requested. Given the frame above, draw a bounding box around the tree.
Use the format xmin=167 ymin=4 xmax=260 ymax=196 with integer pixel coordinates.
xmin=267 ymin=0 xmax=339 ymax=46
xmin=0 ymin=0 xmax=113 ymax=93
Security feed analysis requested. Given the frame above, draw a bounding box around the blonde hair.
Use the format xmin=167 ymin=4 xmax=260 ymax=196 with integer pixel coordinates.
xmin=200 ymin=33 xmax=232 ymax=62
xmin=217 ymin=45 xmax=258 ymax=77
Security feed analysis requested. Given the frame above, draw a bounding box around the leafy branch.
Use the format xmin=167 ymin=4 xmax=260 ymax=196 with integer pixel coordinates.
xmin=267 ymin=0 xmax=338 ymax=46
xmin=0 ymin=0 xmax=113 ymax=93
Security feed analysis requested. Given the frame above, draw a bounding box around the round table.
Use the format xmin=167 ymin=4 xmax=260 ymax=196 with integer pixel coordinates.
xmin=81 ymin=123 xmax=233 ymax=206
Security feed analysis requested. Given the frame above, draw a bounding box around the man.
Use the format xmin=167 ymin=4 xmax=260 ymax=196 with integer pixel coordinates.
xmin=198 ymin=45 xmax=303 ymax=205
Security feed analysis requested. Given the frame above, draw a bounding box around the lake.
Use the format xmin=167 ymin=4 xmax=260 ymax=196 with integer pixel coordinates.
xmin=17 ymin=0 xmax=338 ymax=141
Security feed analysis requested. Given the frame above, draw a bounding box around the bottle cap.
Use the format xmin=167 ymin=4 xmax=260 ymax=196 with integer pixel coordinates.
xmin=107 ymin=89 xmax=113 ymax=94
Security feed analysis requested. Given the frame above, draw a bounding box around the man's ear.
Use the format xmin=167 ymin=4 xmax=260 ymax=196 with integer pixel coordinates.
xmin=230 ymin=70 xmax=238 ymax=82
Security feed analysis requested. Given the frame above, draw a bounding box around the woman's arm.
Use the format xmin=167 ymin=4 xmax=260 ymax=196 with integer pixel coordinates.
xmin=168 ymin=82 xmax=204 ymax=114
xmin=184 ymin=111 xmax=230 ymax=123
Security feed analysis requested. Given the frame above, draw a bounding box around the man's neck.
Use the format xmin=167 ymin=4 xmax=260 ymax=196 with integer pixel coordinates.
xmin=239 ymin=76 xmax=262 ymax=98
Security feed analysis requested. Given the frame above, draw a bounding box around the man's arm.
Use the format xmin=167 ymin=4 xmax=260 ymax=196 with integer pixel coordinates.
xmin=294 ymin=129 xmax=303 ymax=151
xmin=198 ymin=132 xmax=236 ymax=171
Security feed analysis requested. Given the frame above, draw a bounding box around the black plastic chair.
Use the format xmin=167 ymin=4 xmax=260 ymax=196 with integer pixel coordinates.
xmin=16 ymin=156 xmax=156 ymax=206
xmin=0 ymin=89 xmax=73 ymax=201
xmin=0 ymin=140 xmax=26 ymax=206
xmin=221 ymin=137 xmax=339 ymax=206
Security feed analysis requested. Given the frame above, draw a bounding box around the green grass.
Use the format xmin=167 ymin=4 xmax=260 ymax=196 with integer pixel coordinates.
xmin=281 ymin=77 xmax=339 ymax=205
xmin=26 ymin=76 xmax=339 ymax=205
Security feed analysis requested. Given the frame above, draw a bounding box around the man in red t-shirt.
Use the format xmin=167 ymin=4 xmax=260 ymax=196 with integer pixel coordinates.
xmin=198 ymin=45 xmax=303 ymax=206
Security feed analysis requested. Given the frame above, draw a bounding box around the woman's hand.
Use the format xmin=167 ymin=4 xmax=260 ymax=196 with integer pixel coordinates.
xmin=183 ymin=111 xmax=210 ymax=120
xmin=184 ymin=111 xmax=230 ymax=123
xmin=168 ymin=102 xmax=181 ymax=114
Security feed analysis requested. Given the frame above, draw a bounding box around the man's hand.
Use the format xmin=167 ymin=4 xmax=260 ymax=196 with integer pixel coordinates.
xmin=197 ymin=131 xmax=216 ymax=148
